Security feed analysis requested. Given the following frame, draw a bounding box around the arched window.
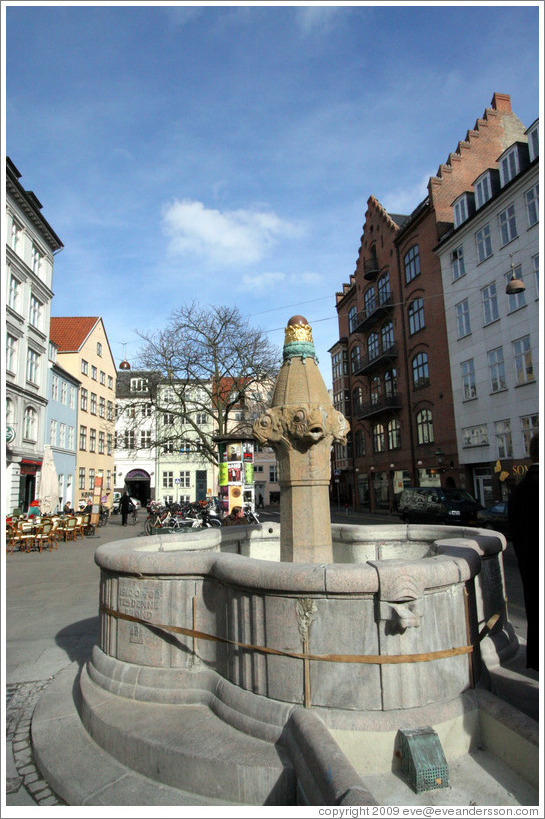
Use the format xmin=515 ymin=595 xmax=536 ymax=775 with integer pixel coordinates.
xmin=378 ymin=272 xmax=391 ymax=303
xmin=387 ymin=418 xmax=401 ymax=450
xmin=408 ymin=297 xmax=425 ymax=335
xmin=384 ymin=368 xmax=397 ymax=397
xmin=350 ymin=345 xmax=361 ymax=374
xmin=416 ymin=409 xmax=434 ymax=445
xmin=353 ymin=386 xmax=363 ymax=415
xmin=23 ymin=406 xmax=37 ymax=441
xmin=412 ymin=352 xmax=429 ymax=388
xmin=373 ymin=423 xmax=385 ymax=453
xmin=348 ymin=304 xmax=358 ymax=333
xmin=364 ymin=288 xmax=376 ymax=316
xmin=367 ymin=331 xmax=379 ymax=360
xmin=404 ymin=245 xmax=421 ymax=283
xmin=370 ymin=376 xmax=380 ymax=405
xmin=381 ymin=321 xmax=394 ymax=351
xmin=355 ymin=429 xmax=365 ymax=457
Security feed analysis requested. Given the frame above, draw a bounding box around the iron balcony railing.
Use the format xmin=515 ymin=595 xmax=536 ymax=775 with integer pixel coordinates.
xmin=363 ymin=257 xmax=380 ymax=280
xmin=352 ymin=341 xmax=398 ymax=376
xmin=352 ymin=294 xmax=394 ymax=333
xmin=354 ymin=390 xmax=402 ymax=419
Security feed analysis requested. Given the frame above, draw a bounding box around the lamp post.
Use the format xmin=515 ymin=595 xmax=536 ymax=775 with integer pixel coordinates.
xmin=506 ymin=254 xmax=525 ymax=295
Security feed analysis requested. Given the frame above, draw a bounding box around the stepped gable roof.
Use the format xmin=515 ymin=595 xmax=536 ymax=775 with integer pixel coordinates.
xmin=366 ymin=195 xmax=409 ymax=231
xmin=50 ymin=317 xmax=100 ymax=352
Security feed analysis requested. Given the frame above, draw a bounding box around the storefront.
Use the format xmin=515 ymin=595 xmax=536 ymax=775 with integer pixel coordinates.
xmin=18 ymin=459 xmax=42 ymax=512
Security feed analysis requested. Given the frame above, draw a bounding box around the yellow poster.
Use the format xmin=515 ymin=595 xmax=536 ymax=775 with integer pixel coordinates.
xmin=218 ymin=463 xmax=228 ymax=486
xmin=229 ymin=485 xmax=243 ymax=511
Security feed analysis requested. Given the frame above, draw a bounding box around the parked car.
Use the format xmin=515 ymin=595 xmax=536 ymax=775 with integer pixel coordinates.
xmin=398 ymin=486 xmax=482 ymax=526
xmin=476 ymin=501 xmax=510 ymax=536
xmin=112 ymin=495 xmax=141 ymax=514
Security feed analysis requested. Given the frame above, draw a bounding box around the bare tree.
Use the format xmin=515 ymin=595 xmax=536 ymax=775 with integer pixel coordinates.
xmin=133 ymin=302 xmax=281 ymax=466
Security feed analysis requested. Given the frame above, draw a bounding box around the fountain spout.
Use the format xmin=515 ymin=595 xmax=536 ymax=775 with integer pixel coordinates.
xmin=254 ymin=315 xmax=349 ymax=563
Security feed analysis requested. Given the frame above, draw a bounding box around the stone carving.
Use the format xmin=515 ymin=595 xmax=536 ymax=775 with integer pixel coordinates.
xmin=296 ymin=598 xmax=317 ymax=643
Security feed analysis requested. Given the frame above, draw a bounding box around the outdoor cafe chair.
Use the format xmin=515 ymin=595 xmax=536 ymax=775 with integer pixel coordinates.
xmin=6 ymin=524 xmax=22 ymax=555
xmin=15 ymin=520 xmax=36 ymax=553
xmin=74 ymin=514 xmax=86 ymax=539
xmin=34 ymin=521 xmax=56 ymax=552
xmin=60 ymin=516 xmax=78 ymax=542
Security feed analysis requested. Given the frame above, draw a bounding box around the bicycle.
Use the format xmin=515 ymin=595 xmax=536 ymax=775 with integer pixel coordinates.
xmin=129 ymin=506 xmax=138 ymax=525
xmin=98 ymin=507 xmax=110 ymax=528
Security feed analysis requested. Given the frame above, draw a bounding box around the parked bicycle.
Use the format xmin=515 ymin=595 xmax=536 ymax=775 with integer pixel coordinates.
xmin=98 ymin=507 xmax=110 ymax=528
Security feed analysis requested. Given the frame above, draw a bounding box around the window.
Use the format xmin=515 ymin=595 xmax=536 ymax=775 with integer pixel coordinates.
xmin=481 ymin=283 xmax=499 ymax=325
xmin=23 ymin=407 xmax=37 ymax=440
xmin=89 ymin=429 xmax=96 ymax=452
xmin=107 ymin=433 xmax=113 ymax=456
xmin=99 ymin=370 xmax=106 ymax=385
xmin=499 ymin=148 xmax=519 ymax=186
xmin=79 ymin=468 xmax=86 ymax=490
xmin=381 ymin=321 xmax=394 ymax=351
xmin=106 ymin=470 xmax=111 ymax=491
xmin=26 ymin=348 xmax=40 ymax=384
xmin=80 ymin=388 xmax=88 ymax=411
xmin=59 ymin=422 xmax=66 ymax=448
xmin=373 ymin=423 xmax=385 ymax=453
xmin=521 ymin=415 xmax=539 ymax=456
xmin=10 ymin=218 xmax=23 ymax=253
xmin=353 ymin=386 xmax=363 ymax=415
xmin=370 ymin=376 xmax=380 ymax=405
xmin=350 ymin=346 xmax=361 ymax=373
xmin=513 ymin=335 xmax=534 ymax=385
xmin=456 ymin=299 xmax=471 ymax=338
xmin=141 ymin=430 xmax=151 ymax=448
xmin=179 ymin=471 xmax=191 ymax=488
xmin=527 ymin=124 xmax=539 ymax=162
xmin=532 ymin=254 xmax=539 ymax=296
xmin=89 ymin=469 xmax=95 ymax=491
xmin=124 ymin=430 xmax=135 ymax=449
xmin=453 ymin=196 xmax=468 ymax=227
xmin=474 ymin=174 xmax=492 ymax=209
xmin=488 ymin=347 xmax=506 ymax=392
xmin=367 ymin=331 xmax=379 ymax=360
xmin=68 ymin=426 xmax=75 ymax=451
xmin=348 ymin=305 xmax=358 ymax=333
xmin=163 ymin=472 xmax=173 ymax=489
xmin=495 ymin=419 xmax=513 ymax=459
xmin=91 ymin=365 xmax=97 ymax=380
xmin=332 ymin=350 xmax=348 ymax=380
xmin=6 ymin=334 xmax=17 ymax=372
xmin=269 ymin=465 xmax=278 ymax=483
xmin=130 ymin=377 xmax=148 ymax=392
xmin=108 ymin=375 xmax=113 ymax=389
xmin=404 ymin=245 xmax=420 ymax=284
xmin=412 ymin=353 xmax=429 ymax=388
xmin=378 ymin=273 xmax=391 ymax=303
xmin=8 ymin=274 xmax=21 ymax=311
xmin=81 ymin=359 xmax=88 ymax=375
xmin=29 ymin=296 xmax=43 ymax=329
xmin=79 ymin=425 xmax=87 ymax=450
xmin=163 ymin=441 xmax=175 ymax=453
xmin=49 ymin=342 xmax=57 ymax=362
xmin=475 ymin=224 xmax=492 ymax=262
xmin=69 ymin=386 xmax=76 ymax=409
xmin=49 ymin=420 xmax=58 ymax=445
xmin=98 ymin=431 xmax=105 ymax=454
xmin=60 ymin=381 xmax=67 ymax=405
xmin=463 ymin=424 xmax=489 ymax=447
xmin=384 ymin=368 xmax=397 ymax=397
xmin=364 ymin=288 xmax=376 ymax=316
xmin=506 ymin=265 xmax=526 ymax=312
xmin=387 ymin=418 xmax=401 ymax=450
xmin=498 ymin=204 xmax=517 ymax=245
xmin=99 ymin=396 xmax=105 ymax=418
xmin=90 ymin=393 xmax=97 ymax=415
xmin=355 ymin=429 xmax=365 ymax=457
xmin=163 ymin=413 xmax=174 ymax=425
xmin=461 ymin=359 xmax=476 ymax=400
xmin=525 ymin=184 xmax=539 ymax=227
xmin=196 ymin=412 xmax=207 ymax=425
xmin=451 ymin=246 xmax=465 ymax=280
xmin=416 ymin=409 xmax=434 ymax=445
xmin=408 ymin=297 xmax=424 ymax=335
xmin=97 ymin=342 xmax=102 ymax=356
xmin=107 ymin=400 xmax=114 ymax=421
xmin=31 ymin=244 xmax=43 ymax=276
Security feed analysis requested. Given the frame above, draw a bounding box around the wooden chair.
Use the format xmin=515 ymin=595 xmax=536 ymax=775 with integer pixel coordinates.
xmin=48 ymin=517 xmax=61 ymax=548
xmin=16 ymin=520 xmax=36 ymax=552
xmin=74 ymin=514 xmax=86 ymax=539
xmin=61 ymin=516 xmax=78 ymax=542
xmin=6 ymin=524 xmax=22 ymax=555
xmin=34 ymin=521 xmax=56 ymax=552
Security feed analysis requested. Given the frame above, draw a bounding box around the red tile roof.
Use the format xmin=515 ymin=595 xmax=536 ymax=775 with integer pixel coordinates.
xmin=50 ymin=317 xmax=100 ymax=352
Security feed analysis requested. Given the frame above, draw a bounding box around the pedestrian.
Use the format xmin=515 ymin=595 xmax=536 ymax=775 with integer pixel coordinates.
xmin=119 ymin=491 xmax=134 ymax=526
xmin=258 ymin=494 xmax=264 ymax=510
xmin=508 ymin=432 xmax=539 ymax=672
xmin=222 ymin=505 xmax=246 ymax=527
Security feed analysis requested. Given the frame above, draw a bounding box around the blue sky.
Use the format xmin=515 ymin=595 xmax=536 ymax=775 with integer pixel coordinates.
xmin=4 ymin=2 xmax=541 ymax=388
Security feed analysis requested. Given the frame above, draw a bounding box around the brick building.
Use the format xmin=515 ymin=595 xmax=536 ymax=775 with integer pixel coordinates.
xmin=331 ymin=93 xmax=528 ymax=512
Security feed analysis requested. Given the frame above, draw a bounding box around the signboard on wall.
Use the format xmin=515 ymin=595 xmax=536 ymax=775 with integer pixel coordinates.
xmin=91 ymin=475 xmax=103 ymax=526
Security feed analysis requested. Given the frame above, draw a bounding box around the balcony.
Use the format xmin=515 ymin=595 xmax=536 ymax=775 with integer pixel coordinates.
xmin=363 ymin=257 xmax=380 ymax=281
xmin=353 ymin=341 xmax=398 ymax=376
xmin=354 ymin=391 xmax=402 ymax=420
xmin=353 ymin=294 xmax=394 ymax=333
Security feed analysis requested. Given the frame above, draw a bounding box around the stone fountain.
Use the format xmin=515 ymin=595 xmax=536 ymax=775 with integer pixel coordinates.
xmin=32 ymin=317 xmax=538 ymax=807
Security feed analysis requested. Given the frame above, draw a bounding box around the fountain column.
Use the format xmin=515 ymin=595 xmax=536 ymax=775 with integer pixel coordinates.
xmin=254 ymin=316 xmax=349 ymax=563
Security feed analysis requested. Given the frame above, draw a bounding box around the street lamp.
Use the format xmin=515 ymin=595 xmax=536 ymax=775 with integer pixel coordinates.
xmin=506 ymin=256 xmax=525 ymax=295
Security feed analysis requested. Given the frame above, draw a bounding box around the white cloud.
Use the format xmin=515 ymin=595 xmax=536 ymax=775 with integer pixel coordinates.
xmin=241 ymin=272 xmax=286 ymax=294
xmin=162 ymin=199 xmax=301 ymax=266
xmin=381 ymin=174 xmax=432 ymax=215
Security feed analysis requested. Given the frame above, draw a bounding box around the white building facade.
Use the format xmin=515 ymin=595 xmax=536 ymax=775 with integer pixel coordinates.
xmin=5 ymin=158 xmax=63 ymax=513
xmin=437 ymin=120 xmax=539 ymax=507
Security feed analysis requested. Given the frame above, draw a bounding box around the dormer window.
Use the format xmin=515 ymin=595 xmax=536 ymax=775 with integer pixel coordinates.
xmin=474 ymin=173 xmax=491 ymax=209
xmin=499 ymin=148 xmax=519 ymax=186
xmin=453 ymin=193 xmax=473 ymax=228
xmin=130 ymin=377 xmax=148 ymax=392
xmin=526 ymin=120 xmax=539 ymax=162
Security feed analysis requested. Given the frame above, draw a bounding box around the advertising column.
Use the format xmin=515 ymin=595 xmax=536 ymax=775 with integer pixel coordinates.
xmin=216 ymin=436 xmax=255 ymax=516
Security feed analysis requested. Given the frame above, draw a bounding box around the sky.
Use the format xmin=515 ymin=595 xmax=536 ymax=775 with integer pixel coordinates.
xmin=3 ymin=1 xmax=542 ymax=389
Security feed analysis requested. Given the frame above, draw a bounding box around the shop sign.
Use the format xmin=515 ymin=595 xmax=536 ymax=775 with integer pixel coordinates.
xmin=6 ymin=426 xmax=15 ymax=444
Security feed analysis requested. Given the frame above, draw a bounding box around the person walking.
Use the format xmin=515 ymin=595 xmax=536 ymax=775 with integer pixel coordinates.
xmin=508 ymin=432 xmax=539 ymax=672
xmin=119 ymin=491 xmax=134 ymax=526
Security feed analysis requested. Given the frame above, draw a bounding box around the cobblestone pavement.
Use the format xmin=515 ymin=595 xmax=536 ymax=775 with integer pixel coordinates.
xmin=6 ymin=680 xmax=65 ymax=806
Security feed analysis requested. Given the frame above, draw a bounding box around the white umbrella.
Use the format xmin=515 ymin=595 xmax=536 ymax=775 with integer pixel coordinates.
xmin=38 ymin=445 xmax=59 ymax=515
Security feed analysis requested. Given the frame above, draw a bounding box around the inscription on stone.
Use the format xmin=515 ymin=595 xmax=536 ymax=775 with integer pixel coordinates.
xmin=118 ymin=582 xmax=163 ymax=622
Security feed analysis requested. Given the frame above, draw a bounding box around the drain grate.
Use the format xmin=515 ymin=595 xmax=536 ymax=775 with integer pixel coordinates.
xmin=398 ymin=727 xmax=449 ymax=793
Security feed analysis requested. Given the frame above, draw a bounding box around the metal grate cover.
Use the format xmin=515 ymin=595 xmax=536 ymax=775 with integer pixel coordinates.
xmin=398 ymin=727 xmax=449 ymax=793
